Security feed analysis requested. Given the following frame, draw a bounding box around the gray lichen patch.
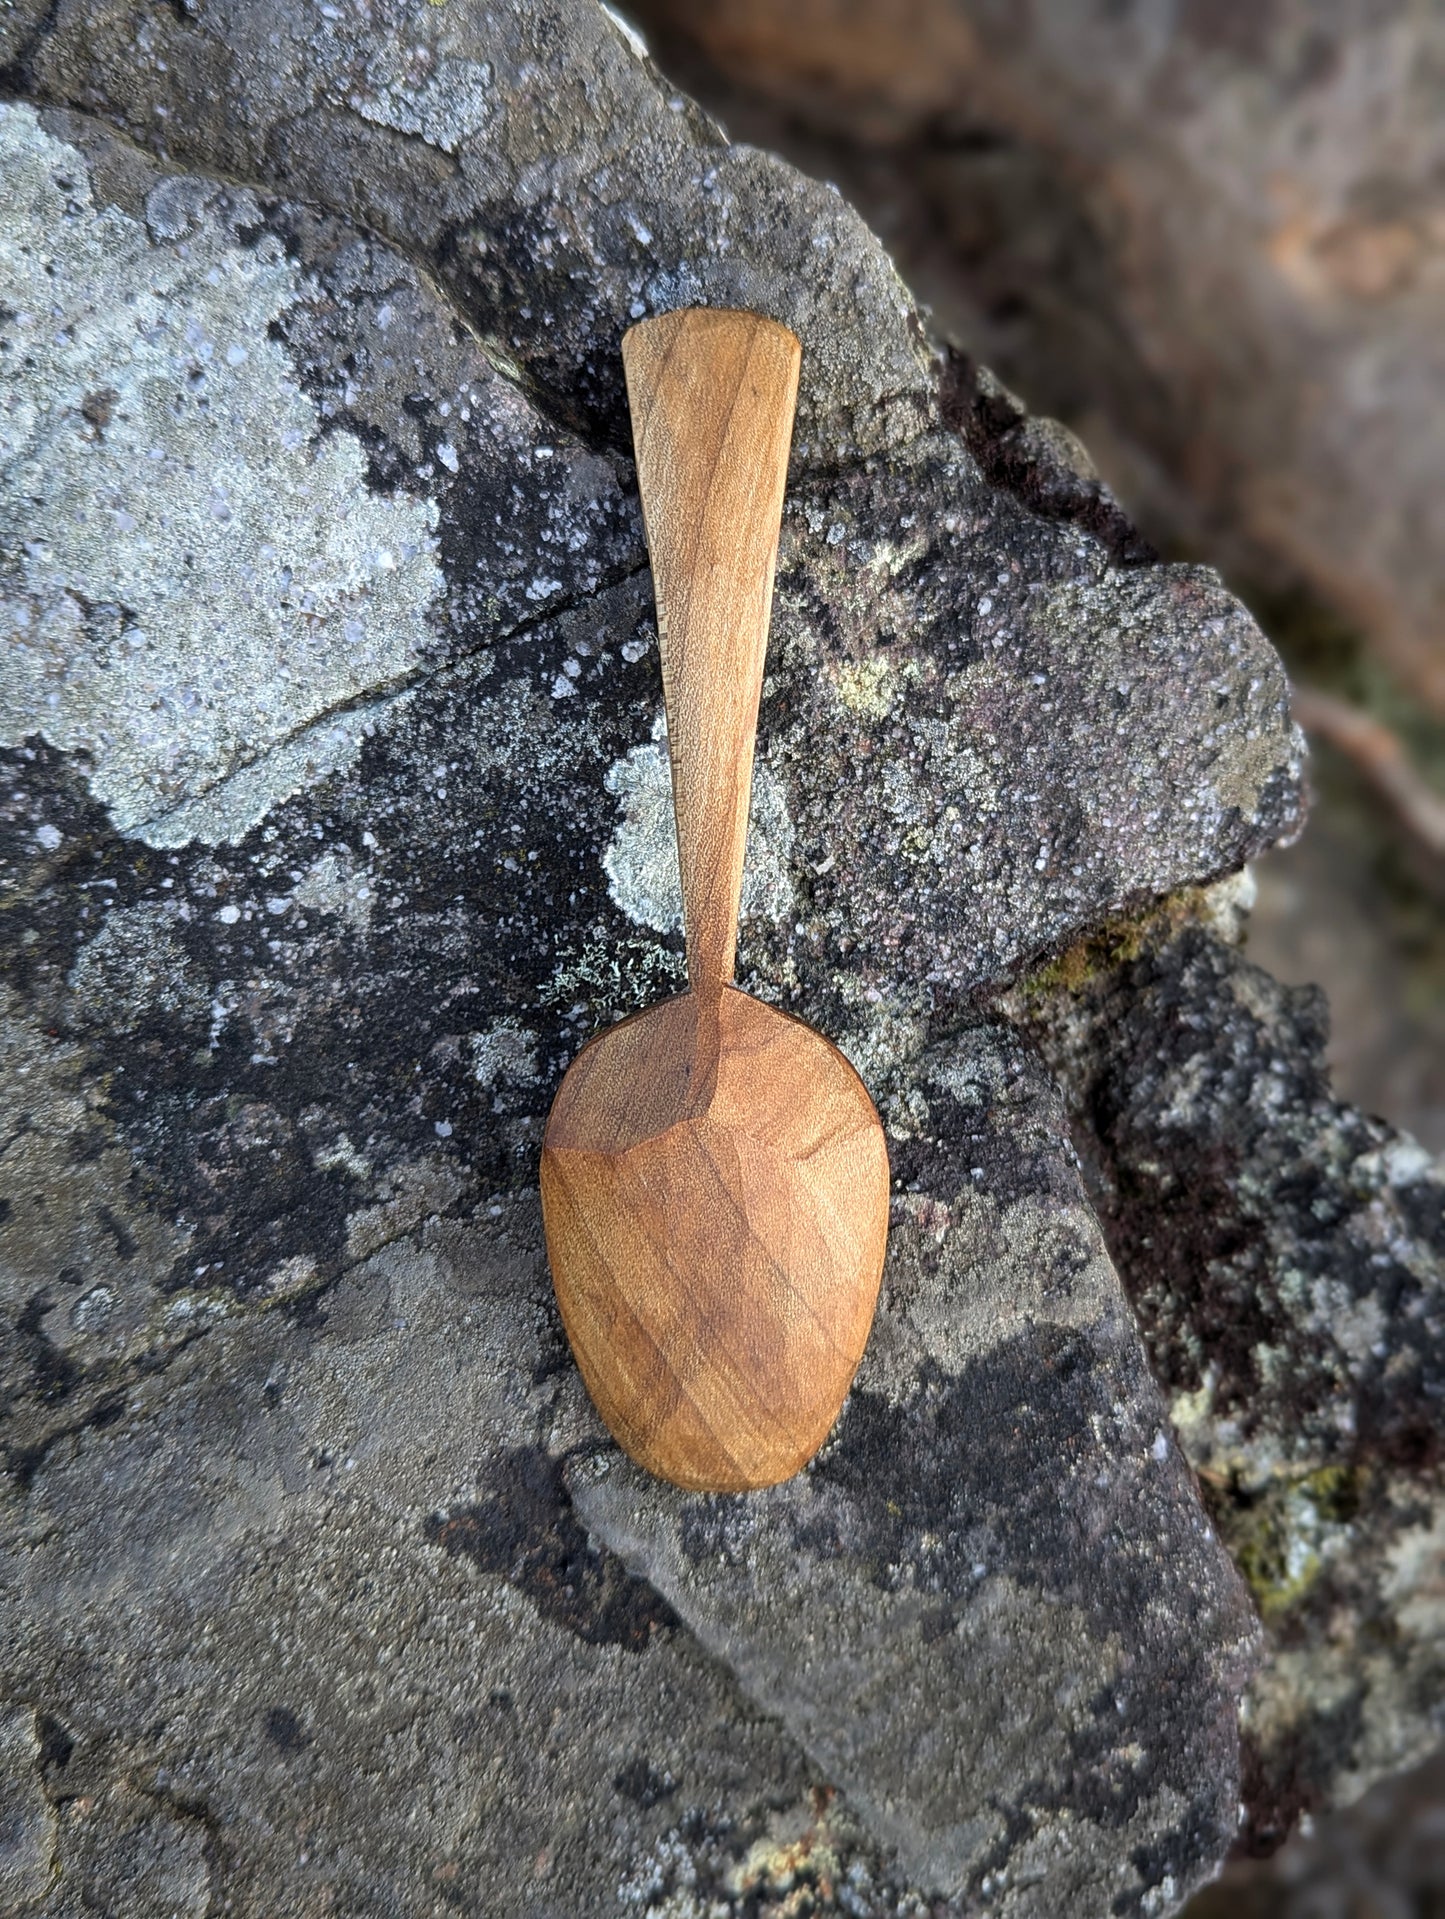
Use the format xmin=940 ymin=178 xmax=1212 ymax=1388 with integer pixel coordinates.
xmin=602 ymin=719 xmax=795 ymax=936
xmin=0 ymin=103 xmax=443 ymax=847
xmin=138 ymin=692 xmax=419 ymax=851
xmin=827 ymin=978 xmax=933 ymax=1112
xmin=469 ymin=1021 xmax=539 ymax=1091
xmin=285 ymin=846 xmax=378 ymax=935
xmin=65 ymin=899 xmax=210 ymax=1031
xmin=338 ymin=27 xmax=501 ymax=154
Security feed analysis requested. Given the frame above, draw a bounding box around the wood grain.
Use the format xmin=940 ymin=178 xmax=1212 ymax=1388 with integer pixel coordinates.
xmin=542 ymin=987 xmax=889 ymax=1491
xmin=541 ymin=307 xmax=888 ymax=1493
xmin=622 ymin=308 xmax=801 ymax=992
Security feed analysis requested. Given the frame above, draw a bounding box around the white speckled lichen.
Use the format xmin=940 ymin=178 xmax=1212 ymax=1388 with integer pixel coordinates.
xmin=0 ymin=104 xmax=442 ymax=847
xmin=341 ymin=30 xmax=500 ymax=153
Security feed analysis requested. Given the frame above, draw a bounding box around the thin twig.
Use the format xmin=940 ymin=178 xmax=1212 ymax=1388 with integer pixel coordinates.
xmin=1292 ymin=684 xmax=1445 ymax=858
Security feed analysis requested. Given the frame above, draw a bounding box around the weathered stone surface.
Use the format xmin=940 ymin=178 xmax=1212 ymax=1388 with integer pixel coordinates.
xmin=0 ymin=0 xmax=1431 ymax=1913
xmin=11 ymin=0 xmax=932 ymax=468
xmin=1009 ymin=905 xmax=1445 ymax=1853
xmin=6 ymin=1204 xmax=930 ymax=1916
xmin=573 ymin=1023 xmax=1259 ymax=1909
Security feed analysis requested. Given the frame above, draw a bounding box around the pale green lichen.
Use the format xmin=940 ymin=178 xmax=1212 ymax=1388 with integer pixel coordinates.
xmin=832 ymin=978 xmax=931 ymax=1106
xmin=541 ymin=929 xmax=686 ymax=1025
xmin=1209 ymin=1466 xmax=1363 ymax=1621
xmin=834 ymin=654 xmax=895 ymax=719
xmin=468 ymin=1021 xmax=539 ymax=1089
xmin=602 ymin=718 xmax=795 ymax=936
xmin=0 ymin=104 xmax=442 ymax=847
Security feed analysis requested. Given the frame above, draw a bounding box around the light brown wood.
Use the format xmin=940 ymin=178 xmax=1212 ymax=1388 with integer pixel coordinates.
xmin=542 ymin=988 xmax=889 ymax=1490
xmin=540 ymin=308 xmax=889 ymax=1493
xmin=622 ymin=308 xmax=800 ymax=991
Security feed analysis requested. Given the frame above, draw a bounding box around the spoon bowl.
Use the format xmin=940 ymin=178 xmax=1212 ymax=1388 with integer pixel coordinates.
xmin=542 ymin=985 xmax=888 ymax=1490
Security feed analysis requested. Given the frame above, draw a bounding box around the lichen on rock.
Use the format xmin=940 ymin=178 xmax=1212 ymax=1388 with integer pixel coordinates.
xmin=603 ymin=714 xmax=795 ymax=936
xmin=0 ymin=103 xmax=444 ymax=846
xmin=0 ymin=2 xmax=1435 ymax=1915
xmin=1009 ymin=907 xmax=1445 ymax=1850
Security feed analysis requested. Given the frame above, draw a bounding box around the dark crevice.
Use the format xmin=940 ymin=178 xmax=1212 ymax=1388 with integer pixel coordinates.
xmin=938 ymin=344 xmax=1157 ymax=567
xmin=6 ymin=1386 xmax=127 ymax=1495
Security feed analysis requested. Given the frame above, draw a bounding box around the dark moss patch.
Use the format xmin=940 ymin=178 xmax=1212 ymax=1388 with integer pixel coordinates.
xmin=1237 ymin=1687 xmax=1367 ymax=1857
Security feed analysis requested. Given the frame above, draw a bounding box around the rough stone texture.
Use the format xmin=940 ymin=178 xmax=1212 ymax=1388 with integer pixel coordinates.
xmin=573 ymin=1023 xmax=1258 ymax=1910
xmin=0 ymin=0 xmax=1434 ymax=1912
xmin=623 ymin=0 xmax=1445 ymax=716
xmin=1008 ymin=906 xmax=1445 ymax=1855
xmin=6 ymin=1199 xmax=933 ymax=1917
xmin=12 ymin=0 xmax=934 ymax=468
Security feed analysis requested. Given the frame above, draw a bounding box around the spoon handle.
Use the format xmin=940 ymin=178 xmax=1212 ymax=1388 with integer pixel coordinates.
xmin=622 ymin=309 xmax=801 ymax=994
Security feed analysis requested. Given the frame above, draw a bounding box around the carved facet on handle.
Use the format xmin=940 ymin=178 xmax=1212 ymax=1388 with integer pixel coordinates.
xmin=621 ymin=309 xmax=802 ymax=995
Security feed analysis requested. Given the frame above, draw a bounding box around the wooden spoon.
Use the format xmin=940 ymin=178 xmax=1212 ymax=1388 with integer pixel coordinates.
xmin=540 ymin=308 xmax=890 ymax=1493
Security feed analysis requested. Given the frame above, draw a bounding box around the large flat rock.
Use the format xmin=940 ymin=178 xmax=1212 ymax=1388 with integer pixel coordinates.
xmin=573 ymin=1023 xmax=1259 ymax=1908
xmin=0 ymin=1 xmax=1392 ymax=1912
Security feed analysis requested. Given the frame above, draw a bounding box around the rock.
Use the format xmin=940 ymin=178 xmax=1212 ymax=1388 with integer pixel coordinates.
xmin=17 ymin=0 xmax=933 ymax=467
xmin=0 ymin=0 xmax=1424 ymax=1912
xmin=572 ymin=1021 xmax=1259 ymax=1907
xmin=8 ymin=1202 xmax=917 ymax=1917
xmin=0 ymin=1711 xmax=57 ymax=1911
xmin=1008 ymin=904 xmax=1445 ymax=1852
